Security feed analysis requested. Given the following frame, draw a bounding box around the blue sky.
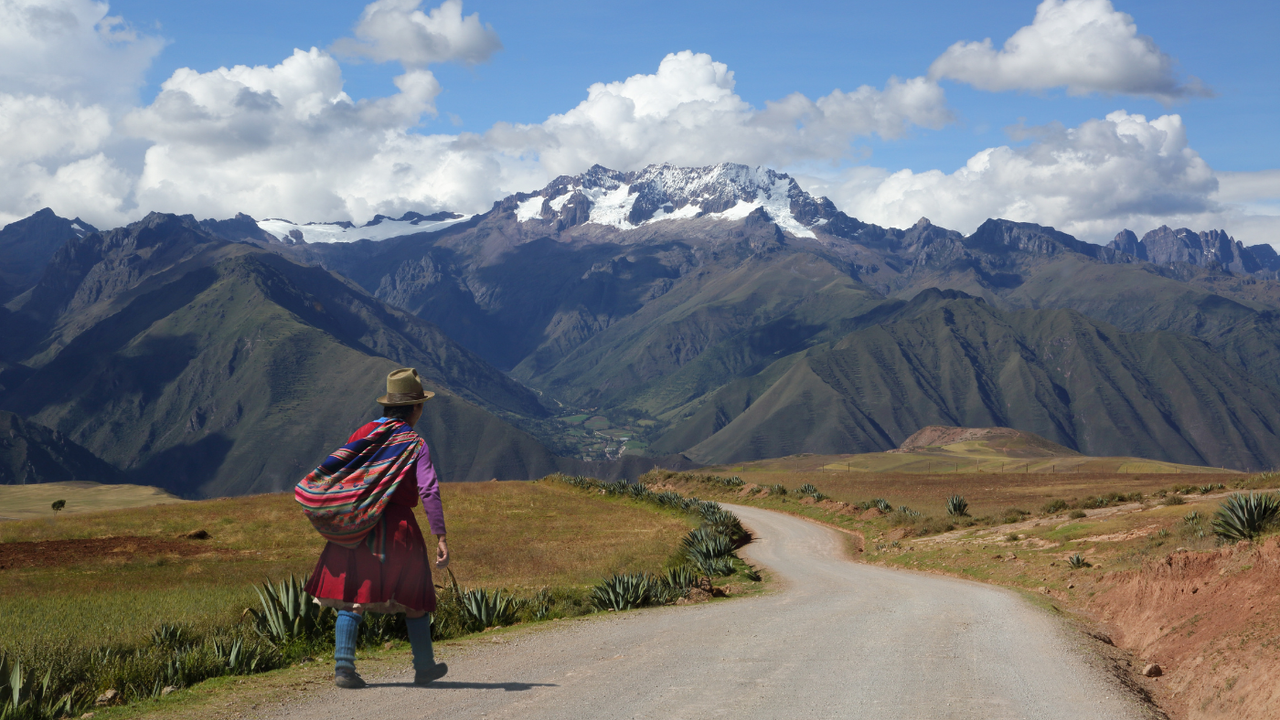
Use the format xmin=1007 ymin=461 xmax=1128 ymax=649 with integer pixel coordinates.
xmin=2 ymin=0 xmax=1277 ymax=244
xmin=110 ymin=0 xmax=1277 ymax=172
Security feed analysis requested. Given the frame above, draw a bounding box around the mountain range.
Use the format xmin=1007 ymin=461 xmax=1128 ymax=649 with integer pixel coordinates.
xmin=3 ymin=161 xmax=1279 ymax=496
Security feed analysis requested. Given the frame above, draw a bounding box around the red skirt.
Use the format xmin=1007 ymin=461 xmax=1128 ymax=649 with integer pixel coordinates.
xmin=305 ymin=504 xmax=437 ymax=613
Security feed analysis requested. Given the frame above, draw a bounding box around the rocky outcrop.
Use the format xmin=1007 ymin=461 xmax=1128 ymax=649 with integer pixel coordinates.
xmin=0 ymin=208 xmax=96 ymax=303
xmin=1108 ymin=225 xmax=1266 ymax=274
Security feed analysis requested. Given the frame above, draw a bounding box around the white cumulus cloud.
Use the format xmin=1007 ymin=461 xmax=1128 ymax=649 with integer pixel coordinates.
xmin=804 ymin=110 xmax=1234 ymax=243
xmin=332 ymin=0 xmax=501 ymax=67
xmin=95 ymin=49 xmax=953 ymax=225
xmin=488 ymin=51 xmax=951 ymax=178
xmin=929 ymin=0 xmax=1209 ymax=103
xmin=0 ymin=0 xmax=164 ymax=106
xmin=122 ymin=48 xmax=445 ymax=222
xmin=0 ymin=93 xmax=112 ymax=162
xmin=0 ymin=0 xmax=162 ymax=227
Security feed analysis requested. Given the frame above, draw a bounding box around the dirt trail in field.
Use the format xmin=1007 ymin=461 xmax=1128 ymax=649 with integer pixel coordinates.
xmin=264 ymin=505 xmax=1154 ymax=720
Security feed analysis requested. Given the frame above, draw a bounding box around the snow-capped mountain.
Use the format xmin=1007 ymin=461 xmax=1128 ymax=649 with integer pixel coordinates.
xmin=257 ymin=210 xmax=471 ymax=244
xmin=508 ymin=163 xmax=839 ymax=238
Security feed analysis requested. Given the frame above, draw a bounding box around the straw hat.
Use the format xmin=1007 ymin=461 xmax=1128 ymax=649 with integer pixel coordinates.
xmin=377 ymin=367 xmax=435 ymax=406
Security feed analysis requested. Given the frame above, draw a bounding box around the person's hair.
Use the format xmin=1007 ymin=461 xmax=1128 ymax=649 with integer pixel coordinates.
xmin=380 ymin=403 xmax=419 ymax=419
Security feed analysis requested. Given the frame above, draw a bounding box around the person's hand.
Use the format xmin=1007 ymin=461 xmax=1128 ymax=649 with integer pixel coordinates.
xmin=435 ymin=536 xmax=449 ymax=569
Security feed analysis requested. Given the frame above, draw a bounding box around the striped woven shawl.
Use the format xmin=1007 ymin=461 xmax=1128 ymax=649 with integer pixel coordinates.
xmin=295 ymin=419 xmax=423 ymax=560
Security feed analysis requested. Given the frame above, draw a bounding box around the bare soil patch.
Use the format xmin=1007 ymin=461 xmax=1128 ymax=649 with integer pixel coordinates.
xmin=0 ymin=536 xmax=233 ymax=571
xmin=1088 ymin=538 xmax=1280 ymax=719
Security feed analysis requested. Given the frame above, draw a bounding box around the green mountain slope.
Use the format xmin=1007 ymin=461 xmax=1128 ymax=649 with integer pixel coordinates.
xmin=0 ymin=410 xmax=123 ymax=486
xmin=673 ymin=292 xmax=1280 ymax=470
xmin=0 ymin=215 xmax=572 ymax=495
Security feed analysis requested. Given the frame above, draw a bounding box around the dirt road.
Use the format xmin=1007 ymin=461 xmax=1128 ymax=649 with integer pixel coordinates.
xmin=268 ymin=504 xmax=1152 ymax=719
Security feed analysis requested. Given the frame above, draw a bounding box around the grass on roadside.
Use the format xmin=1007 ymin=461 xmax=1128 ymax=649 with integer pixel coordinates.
xmin=0 ymin=477 xmax=704 ymax=719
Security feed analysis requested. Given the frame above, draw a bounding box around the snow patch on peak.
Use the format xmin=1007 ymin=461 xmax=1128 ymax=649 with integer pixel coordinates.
xmin=512 ymin=163 xmax=832 ymax=239
xmin=585 ymin=184 xmax=639 ymax=229
xmin=258 ymin=212 xmax=471 ymax=244
xmin=515 ymin=196 xmax=544 ymax=222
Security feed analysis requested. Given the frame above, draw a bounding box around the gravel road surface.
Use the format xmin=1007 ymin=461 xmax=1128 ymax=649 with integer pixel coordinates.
xmin=268 ymin=504 xmax=1151 ymax=719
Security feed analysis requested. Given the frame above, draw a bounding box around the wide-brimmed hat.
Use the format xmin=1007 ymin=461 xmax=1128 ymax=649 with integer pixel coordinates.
xmin=377 ymin=367 xmax=435 ymax=406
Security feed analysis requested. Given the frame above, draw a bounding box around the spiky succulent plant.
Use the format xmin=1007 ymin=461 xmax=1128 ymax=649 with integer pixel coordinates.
xmin=1212 ymin=492 xmax=1280 ymax=542
xmin=946 ymin=495 xmax=969 ymax=517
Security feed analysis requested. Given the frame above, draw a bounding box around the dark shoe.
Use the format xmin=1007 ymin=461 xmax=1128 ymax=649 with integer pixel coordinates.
xmin=414 ymin=663 xmax=448 ymax=685
xmin=334 ymin=667 xmax=367 ymax=689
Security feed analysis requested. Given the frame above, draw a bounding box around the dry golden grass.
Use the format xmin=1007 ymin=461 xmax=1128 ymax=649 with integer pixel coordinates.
xmin=717 ymin=448 xmax=1230 ymax=477
xmin=0 ymin=480 xmax=691 ymax=654
xmin=708 ymin=467 xmax=1241 ymax=517
xmin=0 ymin=481 xmax=187 ymax=521
xmin=444 ymin=480 xmax=692 ymax=589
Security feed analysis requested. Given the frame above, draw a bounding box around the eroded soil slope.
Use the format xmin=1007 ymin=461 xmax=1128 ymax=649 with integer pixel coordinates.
xmin=1088 ymin=539 xmax=1280 ymax=719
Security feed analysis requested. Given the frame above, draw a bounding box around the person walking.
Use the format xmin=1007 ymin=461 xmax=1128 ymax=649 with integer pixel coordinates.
xmin=296 ymin=367 xmax=450 ymax=689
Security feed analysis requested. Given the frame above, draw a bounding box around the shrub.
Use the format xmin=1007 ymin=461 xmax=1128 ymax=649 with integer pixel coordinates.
xmin=1163 ymin=494 xmax=1185 ymax=506
xmin=911 ymin=517 xmax=956 ymax=537
xmin=1004 ymin=532 xmax=1020 ymax=542
xmin=1001 ymin=508 xmax=1030 ymax=524
xmin=945 ymin=495 xmax=969 ymax=517
xmin=1068 ymin=509 xmax=1087 ymax=519
xmin=1080 ymin=492 xmax=1143 ymax=509
xmin=1041 ymin=499 xmax=1068 ymax=515
xmin=1212 ymin=492 xmax=1280 ymax=542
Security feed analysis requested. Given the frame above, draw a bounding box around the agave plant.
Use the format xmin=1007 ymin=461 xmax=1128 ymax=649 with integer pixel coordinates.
xmin=460 ymin=588 xmax=516 ymax=631
xmin=1212 ymin=492 xmax=1280 ymax=542
xmin=0 ymin=654 xmax=76 ymax=720
xmin=661 ymin=565 xmax=699 ymax=592
xmin=150 ymin=624 xmax=198 ymax=651
xmin=1183 ymin=510 xmax=1202 ymax=525
xmin=768 ymin=484 xmax=788 ymax=497
xmin=247 ymin=575 xmax=327 ymax=646
xmin=360 ymin=612 xmax=407 ymax=645
xmin=946 ymin=495 xmax=969 ymax=517
xmin=681 ymin=528 xmax=734 ymax=560
xmin=211 ymin=637 xmax=278 ymax=675
xmin=626 ymin=483 xmax=652 ymax=499
xmin=873 ymin=498 xmax=892 ymax=513
xmin=692 ymin=555 xmax=737 ymax=578
xmin=699 ymin=507 xmax=749 ymax=546
xmin=654 ymin=491 xmax=684 ymax=508
xmin=1066 ymin=553 xmax=1090 ymax=569
xmin=591 ymin=573 xmax=653 ymax=611
xmin=797 ymin=483 xmax=828 ymax=500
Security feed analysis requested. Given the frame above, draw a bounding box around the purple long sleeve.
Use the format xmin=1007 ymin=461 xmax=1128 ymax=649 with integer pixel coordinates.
xmin=416 ymin=443 xmax=446 ymax=536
